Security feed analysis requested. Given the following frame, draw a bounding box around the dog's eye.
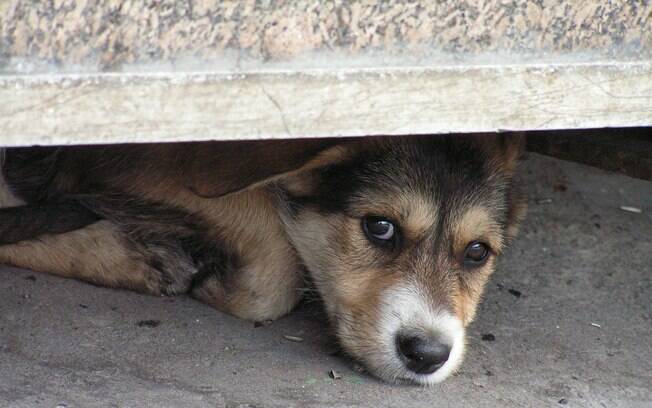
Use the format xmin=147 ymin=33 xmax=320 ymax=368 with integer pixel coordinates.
xmin=463 ymin=241 xmax=490 ymax=266
xmin=362 ymin=216 xmax=396 ymax=246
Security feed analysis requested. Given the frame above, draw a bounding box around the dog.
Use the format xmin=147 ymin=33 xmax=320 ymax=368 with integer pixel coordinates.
xmin=0 ymin=134 xmax=525 ymax=385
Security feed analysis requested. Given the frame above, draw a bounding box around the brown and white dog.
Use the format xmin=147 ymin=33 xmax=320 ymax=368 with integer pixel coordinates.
xmin=0 ymin=134 xmax=525 ymax=385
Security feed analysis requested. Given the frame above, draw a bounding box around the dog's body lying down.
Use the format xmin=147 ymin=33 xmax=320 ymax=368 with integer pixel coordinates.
xmin=0 ymin=135 xmax=525 ymax=385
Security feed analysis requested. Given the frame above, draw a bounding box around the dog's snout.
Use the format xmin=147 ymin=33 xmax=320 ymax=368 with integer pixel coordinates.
xmin=396 ymin=333 xmax=451 ymax=375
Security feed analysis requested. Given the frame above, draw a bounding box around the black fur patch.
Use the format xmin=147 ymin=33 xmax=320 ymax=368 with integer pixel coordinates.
xmin=0 ymin=200 xmax=101 ymax=244
xmin=3 ymin=146 xmax=65 ymax=202
xmin=71 ymin=193 xmax=241 ymax=295
xmin=289 ymin=136 xmax=497 ymax=217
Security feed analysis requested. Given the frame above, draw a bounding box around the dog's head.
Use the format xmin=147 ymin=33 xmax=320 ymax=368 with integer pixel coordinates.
xmin=187 ymin=134 xmax=525 ymax=385
xmin=273 ymin=134 xmax=525 ymax=385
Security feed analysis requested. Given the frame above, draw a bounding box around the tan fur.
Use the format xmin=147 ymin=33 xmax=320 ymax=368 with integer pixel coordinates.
xmin=138 ymin=185 xmax=304 ymax=321
xmin=349 ymin=191 xmax=439 ymax=242
xmin=455 ymin=257 xmax=496 ymax=325
xmin=451 ymin=206 xmax=505 ymax=324
xmin=505 ymin=199 xmax=527 ymax=240
xmin=453 ymin=206 xmax=505 ymax=256
xmin=283 ymin=213 xmax=402 ymax=361
xmin=0 ymin=221 xmax=168 ymax=293
xmin=336 ymin=269 xmax=402 ymax=361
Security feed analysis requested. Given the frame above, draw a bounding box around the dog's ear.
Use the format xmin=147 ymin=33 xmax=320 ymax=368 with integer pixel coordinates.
xmin=500 ymin=132 xmax=526 ymax=176
xmin=472 ymin=132 xmax=527 ymax=240
xmin=184 ymin=139 xmax=350 ymax=198
xmin=476 ymin=132 xmax=526 ymax=176
xmin=495 ymin=133 xmax=527 ymax=240
xmin=504 ymin=182 xmax=527 ymax=241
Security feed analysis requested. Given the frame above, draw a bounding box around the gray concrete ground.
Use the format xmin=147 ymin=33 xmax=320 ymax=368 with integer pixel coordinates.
xmin=1 ymin=153 xmax=650 ymax=408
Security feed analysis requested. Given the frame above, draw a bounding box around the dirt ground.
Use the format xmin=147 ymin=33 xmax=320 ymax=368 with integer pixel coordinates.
xmin=1 ymin=152 xmax=650 ymax=408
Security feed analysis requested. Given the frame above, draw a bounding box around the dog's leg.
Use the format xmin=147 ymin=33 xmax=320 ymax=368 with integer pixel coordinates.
xmin=1 ymin=171 xmax=165 ymax=291
xmin=0 ymin=189 xmax=304 ymax=320
xmin=185 ymin=216 xmax=302 ymax=321
xmin=0 ymin=208 xmax=304 ymax=320
xmin=0 ymin=220 xmax=188 ymax=294
xmin=0 ymin=200 xmax=100 ymax=245
xmin=190 ymin=248 xmax=304 ymax=322
xmin=0 ymin=192 xmax=205 ymax=295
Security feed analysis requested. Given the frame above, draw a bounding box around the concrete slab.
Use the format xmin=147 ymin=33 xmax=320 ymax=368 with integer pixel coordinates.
xmin=2 ymin=1 xmax=651 ymax=146
xmin=1 ymin=153 xmax=650 ymax=408
xmin=3 ymin=62 xmax=652 ymax=147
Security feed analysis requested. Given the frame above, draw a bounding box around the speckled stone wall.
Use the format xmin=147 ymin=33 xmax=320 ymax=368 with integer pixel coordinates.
xmin=1 ymin=0 xmax=650 ymax=71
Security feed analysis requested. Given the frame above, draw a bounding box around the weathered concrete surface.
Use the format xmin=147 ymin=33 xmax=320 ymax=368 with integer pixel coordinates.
xmin=2 ymin=62 xmax=652 ymax=147
xmin=0 ymin=153 xmax=650 ymax=407
xmin=1 ymin=0 xmax=649 ymax=71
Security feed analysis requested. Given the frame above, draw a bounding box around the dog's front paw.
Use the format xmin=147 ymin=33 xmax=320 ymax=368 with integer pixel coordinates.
xmin=190 ymin=268 xmax=303 ymax=322
xmin=141 ymin=246 xmax=198 ymax=296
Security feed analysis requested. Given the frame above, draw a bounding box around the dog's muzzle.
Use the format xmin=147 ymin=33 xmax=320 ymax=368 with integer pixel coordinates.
xmin=377 ymin=285 xmax=465 ymax=384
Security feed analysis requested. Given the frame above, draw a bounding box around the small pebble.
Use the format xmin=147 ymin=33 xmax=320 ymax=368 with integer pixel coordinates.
xmin=558 ymin=398 xmax=568 ymax=405
xmin=620 ymin=206 xmax=642 ymax=214
xmin=283 ymin=335 xmax=304 ymax=342
xmin=590 ymin=322 xmax=601 ymax=328
xmin=329 ymin=369 xmax=342 ymax=380
xmin=24 ymin=276 xmax=36 ymax=281
xmin=508 ymin=289 xmax=522 ymax=298
xmin=136 ymin=319 xmax=161 ymax=328
xmin=553 ymin=183 xmax=568 ymax=192
xmin=254 ymin=320 xmax=273 ymax=328
xmin=78 ymin=304 xmax=89 ymax=309
xmin=481 ymin=333 xmax=496 ymax=342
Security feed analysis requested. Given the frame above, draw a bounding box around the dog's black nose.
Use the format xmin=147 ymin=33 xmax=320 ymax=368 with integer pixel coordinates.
xmin=396 ymin=334 xmax=451 ymax=374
